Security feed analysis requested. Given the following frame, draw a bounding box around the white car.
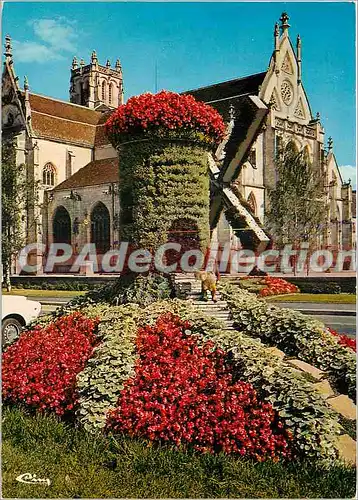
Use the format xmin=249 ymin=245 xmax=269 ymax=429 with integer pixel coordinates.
xmin=2 ymin=295 xmax=41 ymax=348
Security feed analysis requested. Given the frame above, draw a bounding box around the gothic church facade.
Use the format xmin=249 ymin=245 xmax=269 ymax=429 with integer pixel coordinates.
xmin=1 ymin=13 xmax=355 ymax=274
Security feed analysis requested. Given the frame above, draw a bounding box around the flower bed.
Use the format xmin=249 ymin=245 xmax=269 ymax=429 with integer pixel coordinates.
xmin=2 ymin=313 xmax=99 ymax=415
xmin=220 ymin=283 xmax=356 ymax=400
xmin=238 ymin=276 xmax=299 ymax=297
xmin=259 ymin=277 xmax=299 ymax=297
xmin=2 ymin=274 xmax=348 ymax=464
xmin=327 ymin=327 xmax=356 ymax=353
xmin=105 ymin=90 xmax=225 ymax=146
xmin=106 ymin=313 xmax=291 ymax=460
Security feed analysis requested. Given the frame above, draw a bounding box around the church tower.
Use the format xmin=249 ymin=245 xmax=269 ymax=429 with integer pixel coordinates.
xmin=69 ymin=51 xmax=124 ymax=110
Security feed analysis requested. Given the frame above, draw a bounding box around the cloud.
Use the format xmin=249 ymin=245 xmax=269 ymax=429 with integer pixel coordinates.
xmin=12 ymin=40 xmax=65 ymax=63
xmin=12 ymin=17 xmax=78 ymax=64
xmin=29 ymin=17 xmax=78 ymax=53
xmin=339 ymin=165 xmax=357 ymax=189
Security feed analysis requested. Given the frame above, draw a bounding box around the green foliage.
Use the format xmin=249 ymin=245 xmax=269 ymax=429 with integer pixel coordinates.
xmin=3 ymin=406 xmax=355 ymax=499
xmin=1 ymin=139 xmax=39 ymax=290
xmin=76 ymin=304 xmax=141 ymax=432
xmin=287 ymin=279 xmax=356 ymax=295
xmin=118 ymin=140 xmax=210 ymax=250
xmin=265 ymin=141 xmax=326 ymax=247
xmin=28 ymin=274 xmax=173 ymax=331
xmin=220 ymin=283 xmax=356 ymax=400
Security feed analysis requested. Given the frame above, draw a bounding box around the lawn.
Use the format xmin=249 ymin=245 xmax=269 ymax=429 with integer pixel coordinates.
xmin=2 ymin=407 xmax=355 ymax=499
xmin=266 ymin=293 xmax=356 ymax=304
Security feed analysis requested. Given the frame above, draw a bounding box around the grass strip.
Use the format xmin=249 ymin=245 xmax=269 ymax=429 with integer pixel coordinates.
xmin=2 ymin=406 xmax=355 ymax=499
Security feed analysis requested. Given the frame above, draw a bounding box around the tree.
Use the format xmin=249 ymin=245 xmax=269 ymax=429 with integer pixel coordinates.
xmin=1 ymin=139 xmax=38 ymax=291
xmin=265 ymin=141 xmax=326 ymax=269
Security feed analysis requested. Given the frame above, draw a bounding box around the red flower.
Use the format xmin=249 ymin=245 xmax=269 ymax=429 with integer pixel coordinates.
xmin=106 ymin=313 xmax=291 ymax=460
xmin=327 ymin=327 xmax=356 ymax=352
xmin=105 ymin=91 xmax=226 ymax=146
xmin=2 ymin=313 xmax=99 ymax=415
xmin=258 ymin=277 xmax=299 ymax=297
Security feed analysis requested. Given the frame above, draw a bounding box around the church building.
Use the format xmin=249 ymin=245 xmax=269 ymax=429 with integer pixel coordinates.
xmin=1 ymin=13 xmax=355 ymax=274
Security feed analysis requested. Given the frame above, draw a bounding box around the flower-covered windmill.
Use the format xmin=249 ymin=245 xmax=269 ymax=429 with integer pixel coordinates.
xmin=207 ymin=96 xmax=271 ymax=252
xmin=105 ymin=90 xmax=270 ymax=254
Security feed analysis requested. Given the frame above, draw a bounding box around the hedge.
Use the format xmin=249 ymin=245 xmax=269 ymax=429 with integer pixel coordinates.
xmin=219 ymin=283 xmax=356 ymax=401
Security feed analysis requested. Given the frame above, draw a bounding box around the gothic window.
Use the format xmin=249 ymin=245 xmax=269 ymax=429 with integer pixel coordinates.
xmin=248 ymin=149 xmax=257 ymax=169
xmin=101 ymin=81 xmax=106 ymax=101
xmin=108 ymin=83 xmax=113 ymax=105
xmin=91 ymin=202 xmax=110 ymax=254
xmin=53 ymin=206 xmax=71 ymax=244
xmin=294 ymin=98 xmax=306 ymax=119
xmin=42 ymin=163 xmax=56 ymax=187
xmin=275 ymin=135 xmax=283 ymax=157
xmin=280 ymin=80 xmax=293 ymax=105
xmin=247 ymin=192 xmax=257 ymax=216
xmin=281 ymin=52 xmax=293 ymax=74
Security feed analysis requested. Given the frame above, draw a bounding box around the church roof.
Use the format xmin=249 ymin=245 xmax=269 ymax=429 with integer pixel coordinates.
xmin=27 ymin=93 xmax=108 ymax=147
xmin=53 ymin=157 xmax=118 ymax=190
xmin=184 ymin=72 xmax=267 ymax=120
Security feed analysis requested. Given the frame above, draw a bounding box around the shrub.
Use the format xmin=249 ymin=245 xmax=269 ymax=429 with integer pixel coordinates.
xmin=220 ymin=284 xmax=356 ymax=400
xmin=106 ymin=313 xmax=291 ymax=460
xmin=2 ymin=313 xmax=99 ymax=416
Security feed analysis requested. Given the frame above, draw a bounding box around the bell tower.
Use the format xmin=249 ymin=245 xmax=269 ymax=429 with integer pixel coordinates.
xmin=69 ymin=50 xmax=124 ymax=110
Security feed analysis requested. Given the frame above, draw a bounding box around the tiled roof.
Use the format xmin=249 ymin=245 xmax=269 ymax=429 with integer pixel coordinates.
xmin=27 ymin=93 xmax=113 ymax=147
xmin=184 ymin=72 xmax=267 ymax=122
xmin=95 ymin=111 xmax=114 ymax=147
xmin=29 ymin=93 xmax=102 ymax=124
xmin=54 ymin=157 xmax=118 ymax=190
xmin=185 ymin=72 xmax=266 ymax=103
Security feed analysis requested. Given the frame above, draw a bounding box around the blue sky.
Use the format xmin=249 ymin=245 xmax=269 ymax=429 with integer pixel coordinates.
xmin=2 ymin=2 xmax=356 ymax=186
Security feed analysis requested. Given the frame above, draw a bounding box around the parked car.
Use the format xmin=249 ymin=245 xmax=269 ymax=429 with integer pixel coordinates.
xmin=2 ymin=295 xmax=41 ymax=349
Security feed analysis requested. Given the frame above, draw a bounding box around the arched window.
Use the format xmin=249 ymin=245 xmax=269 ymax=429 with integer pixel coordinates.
xmin=43 ymin=163 xmax=56 ymax=187
xmin=53 ymin=206 xmax=71 ymax=244
xmin=101 ymin=81 xmax=106 ymax=101
xmin=285 ymin=140 xmax=299 ymax=155
xmin=108 ymin=83 xmax=113 ymax=105
xmin=247 ymin=192 xmax=257 ymax=216
xmin=91 ymin=202 xmax=110 ymax=254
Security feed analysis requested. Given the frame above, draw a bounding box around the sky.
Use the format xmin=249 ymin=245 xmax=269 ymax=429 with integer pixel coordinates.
xmin=2 ymin=2 xmax=356 ymax=187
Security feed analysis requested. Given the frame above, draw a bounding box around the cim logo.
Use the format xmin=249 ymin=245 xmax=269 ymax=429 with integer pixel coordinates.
xmin=16 ymin=473 xmax=51 ymax=486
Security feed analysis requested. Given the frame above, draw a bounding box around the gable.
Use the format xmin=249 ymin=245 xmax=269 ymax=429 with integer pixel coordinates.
xmin=2 ymin=62 xmax=27 ymax=134
xmin=259 ymin=34 xmax=312 ymax=123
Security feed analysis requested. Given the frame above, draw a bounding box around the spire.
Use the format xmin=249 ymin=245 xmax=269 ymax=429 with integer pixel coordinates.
xmin=91 ymin=50 xmax=98 ymax=65
xmin=327 ymin=136 xmax=333 ymax=152
xmin=316 ymin=112 xmax=320 ymax=121
xmin=106 ymin=59 xmax=111 ymax=68
xmin=296 ymin=34 xmax=302 ymax=84
xmin=72 ymin=56 xmax=78 ymax=70
xmin=4 ymin=34 xmax=12 ymax=61
xmin=24 ymin=75 xmax=29 ymax=91
xmin=273 ymin=22 xmax=280 ymax=71
xmin=115 ymin=58 xmax=122 ymax=72
xmin=279 ymin=12 xmax=290 ymax=35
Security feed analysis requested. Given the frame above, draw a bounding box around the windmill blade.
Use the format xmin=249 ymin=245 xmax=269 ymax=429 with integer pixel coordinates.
xmin=223 ymin=187 xmax=270 ymax=252
xmin=219 ymin=95 xmax=268 ymax=184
